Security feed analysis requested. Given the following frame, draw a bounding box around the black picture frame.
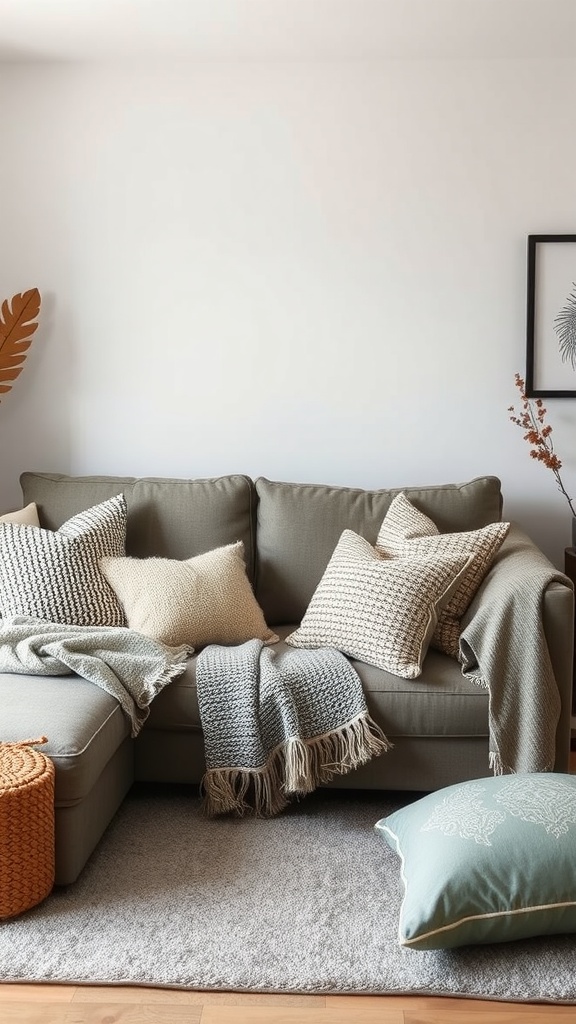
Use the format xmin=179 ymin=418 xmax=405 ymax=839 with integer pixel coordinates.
xmin=526 ymin=234 xmax=576 ymax=398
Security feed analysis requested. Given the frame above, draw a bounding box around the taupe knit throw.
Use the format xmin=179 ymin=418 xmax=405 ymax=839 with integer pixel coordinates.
xmin=459 ymin=524 xmax=570 ymax=775
xmin=196 ymin=639 xmax=390 ymax=817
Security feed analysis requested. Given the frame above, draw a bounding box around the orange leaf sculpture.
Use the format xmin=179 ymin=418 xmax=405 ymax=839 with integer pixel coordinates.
xmin=0 ymin=288 xmax=41 ymax=403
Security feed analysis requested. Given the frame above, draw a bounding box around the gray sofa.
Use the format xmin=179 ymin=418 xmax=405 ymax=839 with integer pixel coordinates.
xmin=1 ymin=472 xmax=573 ymax=885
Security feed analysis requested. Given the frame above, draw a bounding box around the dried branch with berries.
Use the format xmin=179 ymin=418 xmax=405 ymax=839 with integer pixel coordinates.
xmin=508 ymin=373 xmax=575 ymax=519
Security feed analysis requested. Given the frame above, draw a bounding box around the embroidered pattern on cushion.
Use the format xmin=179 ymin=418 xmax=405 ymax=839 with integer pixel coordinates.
xmin=421 ymin=783 xmax=505 ymax=846
xmin=494 ymin=776 xmax=576 ymax=839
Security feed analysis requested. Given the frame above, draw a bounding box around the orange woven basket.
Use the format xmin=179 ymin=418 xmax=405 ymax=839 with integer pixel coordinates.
xmin=0 ymin=737 xmax=55 ymax=918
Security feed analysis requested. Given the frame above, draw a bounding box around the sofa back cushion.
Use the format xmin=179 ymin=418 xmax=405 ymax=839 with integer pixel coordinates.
xmin=254 ymin=476 xmax=503 ymax=625
xmin=20 ymin=473 xmax=257 ymax=582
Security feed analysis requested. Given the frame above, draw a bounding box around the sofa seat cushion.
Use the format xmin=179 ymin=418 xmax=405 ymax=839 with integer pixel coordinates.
xmin=351 ymin=648 xmax=488 ymax=737
xmin=142 ymin=659 xmax=201 ymax=732
xmin=0 ymin=673 xmax=130 ymax=806
xmin=143 ymin=627 xmax=488 ymax=739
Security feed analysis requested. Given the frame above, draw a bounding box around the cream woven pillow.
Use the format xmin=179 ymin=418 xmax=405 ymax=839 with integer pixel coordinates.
xmin=285 ymin=530 xmax=471 ymax=679
xmin=376 ymin=492 xmax=510 ymax=659
xmin=101 ymin=541 xmax=278 ymax=648
xmin=0 ymin=503 xmax=40 ymax=526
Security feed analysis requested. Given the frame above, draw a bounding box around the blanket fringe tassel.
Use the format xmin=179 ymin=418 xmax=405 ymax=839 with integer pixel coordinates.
xmin=141 ymin=644 xmax=193 ymax=702
xmin=201 ymin=712 xmax=392 ymax=818
xmin=489 ymin=750 xmax=506 ymax=776
xmin=488 ymin=751 xmax=553 ymax=776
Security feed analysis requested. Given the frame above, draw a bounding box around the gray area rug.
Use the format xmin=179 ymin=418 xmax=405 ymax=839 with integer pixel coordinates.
xmin=1 ymin=784 xmax=575 ymax=1003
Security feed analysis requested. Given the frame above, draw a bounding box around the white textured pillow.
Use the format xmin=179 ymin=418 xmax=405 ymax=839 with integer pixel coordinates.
xmin=376 ymin=493 xmax=510 ymax=659
xmin=285 ymin=530 xmax=471 ymax=679
xmin=0 ymin=502 xmax=40 ymax=527
xmin=0 ymin=495 xmax=127 ymax=626
xmin=101 ymin=541 xmax=278 ymax=648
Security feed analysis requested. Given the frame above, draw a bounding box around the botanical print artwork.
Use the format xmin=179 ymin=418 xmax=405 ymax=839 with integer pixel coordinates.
xmin=525 ymin=236 xmax=576 ymax=395
xmin=494 ymin=776 xmax=576 ymax=839
xmin=554 ymin=281 xmax=576 ymax=371
xmin=421 ymin=784 xmax=505 ymax=846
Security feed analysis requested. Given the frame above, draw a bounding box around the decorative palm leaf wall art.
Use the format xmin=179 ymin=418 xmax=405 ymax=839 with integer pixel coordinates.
xmin=0 ymin=288 xmax=41 ymax=403
xmin=554 ymin=283 xmax=576 ymax=371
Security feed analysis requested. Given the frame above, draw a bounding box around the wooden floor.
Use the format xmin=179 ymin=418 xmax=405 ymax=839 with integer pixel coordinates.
xmin=2 ymin=750 xmax=576 ymax=1024
xmin=2 ymin=986 xmax=576 ymax=1024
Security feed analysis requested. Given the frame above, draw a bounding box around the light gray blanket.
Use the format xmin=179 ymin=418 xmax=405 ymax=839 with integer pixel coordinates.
xmin=196 ymin=639 xmax=391 ymax=816
xmin=0 ymin=615 xmax=192 ymax=736
xmin=459 ymin=525 xmax=571 ymax=774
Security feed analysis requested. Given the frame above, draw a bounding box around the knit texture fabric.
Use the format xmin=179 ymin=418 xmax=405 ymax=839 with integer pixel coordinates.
xmin=0 ymin=503 xmax=40 ymax=527
xmin=101 ymin=541 xmax=277 ymax=647
xmin=376 ymin=492 xmax=510 ymax=659
xmin=196 ymin=638 xmax=390 ymax=816
xmin=286 ymin=529 xmax=470 ymax=678
xmin=0 ymin=615 xmax=191 ymax=736
xmin=459 ymin=525 xmax=569 ymax=774
xmin=0 ymin=495 xmax=127 ymax=627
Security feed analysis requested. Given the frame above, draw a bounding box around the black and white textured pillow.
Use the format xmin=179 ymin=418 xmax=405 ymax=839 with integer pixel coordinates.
xmin=0 ymin=494 xmax=127 ymax=626
xmin=285 ymin=529 xmax=471 ymax=679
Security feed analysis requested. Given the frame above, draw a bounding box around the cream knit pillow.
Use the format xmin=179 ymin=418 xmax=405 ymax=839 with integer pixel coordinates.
xmin=376 ymin=492 xmax=510 ymax=659
xmin=285 ymin=530 xmax=471 ymax=679
xmin=101 ymin=541 xmax=278 ymax=648
xmin=0 ymin=502 xmax=40 ymax=527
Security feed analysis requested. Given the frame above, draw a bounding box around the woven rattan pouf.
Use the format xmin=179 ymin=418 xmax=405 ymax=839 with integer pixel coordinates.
xmin=0 ymin=737 xmax=55 ymax=918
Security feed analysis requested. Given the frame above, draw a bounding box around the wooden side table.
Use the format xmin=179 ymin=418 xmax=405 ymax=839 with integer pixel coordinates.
xmin=565 ymin=548 xmax=576 ymax=717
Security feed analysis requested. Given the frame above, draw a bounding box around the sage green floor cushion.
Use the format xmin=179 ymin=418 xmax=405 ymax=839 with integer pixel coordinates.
xmin=375 ymin=773 xmax=576 ymax=950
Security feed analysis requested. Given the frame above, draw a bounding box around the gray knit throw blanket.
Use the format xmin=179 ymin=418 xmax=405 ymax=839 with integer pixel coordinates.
xmin=196 ymin=639 xmax=391 ymax=817
xmin=0 ymin=615 xmax=191 ymax=737
xmin=459 ymin=525 xmax=569 ymax=775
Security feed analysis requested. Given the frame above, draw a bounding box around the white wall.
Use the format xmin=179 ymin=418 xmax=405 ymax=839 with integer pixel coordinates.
xmin=0 ymin=59 xmax=575 ymax=566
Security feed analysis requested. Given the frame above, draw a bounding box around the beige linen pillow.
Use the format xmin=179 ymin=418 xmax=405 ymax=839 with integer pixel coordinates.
xmin=101 ymin=541 xmax=278 ymax=648
xmin=285 ymin=530 xmax=471 ymax=679
xmin=0 ymin=502 xmax=40 ymax=527
xmin=376 ymin=492 xmax=510 ymax=659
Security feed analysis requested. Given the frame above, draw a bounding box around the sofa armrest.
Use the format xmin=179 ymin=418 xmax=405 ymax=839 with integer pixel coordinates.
xmin=460 ymin=523 xmax=574 ymax=773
